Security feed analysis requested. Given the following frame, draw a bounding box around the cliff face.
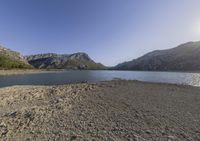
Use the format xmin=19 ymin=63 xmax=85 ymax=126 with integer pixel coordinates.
xmin=113 ymin=41 xmax=200 ymax=71
xmin=26 ymin=52 xmax=106 ymax=70
xmin=0 ymin=46 xmax=32 ymax=69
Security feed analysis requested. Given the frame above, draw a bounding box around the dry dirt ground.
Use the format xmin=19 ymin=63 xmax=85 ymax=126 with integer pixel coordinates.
xmin=0 ymin=80 xmax=199 ymax=141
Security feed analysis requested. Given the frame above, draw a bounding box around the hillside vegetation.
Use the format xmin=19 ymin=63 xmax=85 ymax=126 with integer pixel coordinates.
xmin=0 ymin=47 xmax=32 ymax=69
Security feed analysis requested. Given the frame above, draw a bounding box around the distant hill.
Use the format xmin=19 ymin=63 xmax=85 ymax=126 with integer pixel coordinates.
xmin=113 ymin=41 xmax=200 ymax=71
xmin=0 ymin=46 xmax=32 ymax=69
xmin=26 ymin=53 xmax=106 ymax=70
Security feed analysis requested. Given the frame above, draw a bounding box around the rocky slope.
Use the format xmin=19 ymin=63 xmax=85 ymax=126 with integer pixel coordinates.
xmin=26 ymin=53 xmax=105 ymax=70
xmin=113 ymin=41 xmax=200 ymax=71
xmin=0 ymin=46 xmax=32 ymax=69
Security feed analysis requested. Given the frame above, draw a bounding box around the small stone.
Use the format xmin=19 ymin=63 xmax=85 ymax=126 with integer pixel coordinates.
xmin=0 ymin=122 xmax=8 ymax=136
xmin=167 ymin=135 xmax=175 ymax=141
xmin=146 ymin=130 xmax=151 ymax=134
xmin=88 ymin=122 xmax=94 ymax=127
xmin=58 ymin=98 xmax=63 ymax=102
xmin=0 ymin=122 xmax=6 ymax=128
xmin=9 ymin=111 xmax=17 ymax=118
xmin=1 ymin=128 xmax=8 ymax=135
xmin=70 ymin=135 xmax=77 ymax=141
xmin=24 ymin=111 xmax=34 ymax=121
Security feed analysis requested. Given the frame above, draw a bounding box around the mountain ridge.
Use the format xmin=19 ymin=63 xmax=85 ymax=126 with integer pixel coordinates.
xmin=0 ymin=45 xmax=106 ymax=70
xmin=26 ymin=52 xmax=106 ymax=70
xmin=113 ymin=41 xmax=200 ymax=71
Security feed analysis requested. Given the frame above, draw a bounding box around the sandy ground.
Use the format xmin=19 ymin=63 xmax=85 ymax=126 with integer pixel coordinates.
xmin=0 ymin=80 xmax=200 ymax=141
xmin=0 ymin=69 xmax=61 ymax=76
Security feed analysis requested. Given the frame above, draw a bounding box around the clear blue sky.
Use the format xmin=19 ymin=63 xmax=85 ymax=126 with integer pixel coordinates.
xmin=0 ymin=0 xmax=200 ymax=66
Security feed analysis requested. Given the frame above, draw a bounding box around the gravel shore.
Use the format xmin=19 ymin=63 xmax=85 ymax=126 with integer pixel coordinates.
xmin=0 ymin=80 xmax=200 ymax=140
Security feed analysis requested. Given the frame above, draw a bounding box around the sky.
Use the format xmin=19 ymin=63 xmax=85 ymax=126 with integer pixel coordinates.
xmin=0 ymin=0 xmax=200 ymax=66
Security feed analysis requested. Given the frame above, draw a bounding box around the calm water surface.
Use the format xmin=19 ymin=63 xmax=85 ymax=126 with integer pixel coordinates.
xmin=0 ymin=70 xmax=200 ymax=87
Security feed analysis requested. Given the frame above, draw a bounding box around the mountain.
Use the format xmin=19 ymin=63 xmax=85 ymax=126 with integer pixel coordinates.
xmin=0 ymin=46 xmax=32 ymax=69
xmin=26 ymin=52 xmax=106 ymax=70
xmin=113 ymin=41 xmax=200 ymax=71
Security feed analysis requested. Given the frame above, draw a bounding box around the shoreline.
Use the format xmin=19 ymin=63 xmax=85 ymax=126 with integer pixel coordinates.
xmin=0 ymin=69 xmax=108 ymax=76
xmin=0 ymin=80 xmax=199 ymax=140
xmin=0 ymin=69 xmax=64 ymax=76
xmin=1 ymin=69 xmax=200 ymax=76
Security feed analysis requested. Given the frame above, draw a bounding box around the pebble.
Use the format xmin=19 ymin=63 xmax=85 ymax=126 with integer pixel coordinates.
xmin=146 ymin=130 xmax=151 ymax=134
xmin=167 ymin=135 xmax=175 ymax=141
xmin=8 ymin=111 xmax=17 ymax=118
xmin=70 ymin=135 xmax=77 ymax=141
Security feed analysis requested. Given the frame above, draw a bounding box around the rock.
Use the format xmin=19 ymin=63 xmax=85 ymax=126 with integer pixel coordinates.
xmin=23 ymin=111 xmax=34 ymax=121
xmin=146 ymin=130 xmax=151 ymax=134
xmin=167 ymin=135 xmax=176 ymax=141
xmin=0 ymin=122 xmax=8 ymax=136
xmin=8 ymin=111 xmax=17 ymax=118
xmin=70 ymin=135 xmax=77 ymax=141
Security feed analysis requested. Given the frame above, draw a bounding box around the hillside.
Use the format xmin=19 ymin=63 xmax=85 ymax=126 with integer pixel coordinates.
xmin=26 ymin=53 xmax=106 ymax=70
xmin=0 ymin=46 xmax=32 ymax=69
xmin=113 ymin=41 xmax=200 ymax=71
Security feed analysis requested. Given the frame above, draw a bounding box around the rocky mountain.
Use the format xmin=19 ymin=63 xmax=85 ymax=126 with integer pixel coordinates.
xmin=113 ymin=41 xmax=200 ymax=71
xmin=0 ymin=46 xmax=32 ymax=69
xmin=26 ymin=52 xmax=106 ymax=70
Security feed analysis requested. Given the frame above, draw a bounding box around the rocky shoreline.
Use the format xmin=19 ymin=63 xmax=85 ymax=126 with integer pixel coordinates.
xmin=0 ymin=80 xmax=200 ymax=140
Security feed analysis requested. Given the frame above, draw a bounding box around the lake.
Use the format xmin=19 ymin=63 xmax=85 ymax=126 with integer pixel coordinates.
xmin=0 ymin=70 xmax=200 ymax=88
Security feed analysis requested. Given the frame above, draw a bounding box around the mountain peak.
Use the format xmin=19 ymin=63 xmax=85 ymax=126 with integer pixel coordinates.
xmin=69 ymin=52 xmax=92 ymax=61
